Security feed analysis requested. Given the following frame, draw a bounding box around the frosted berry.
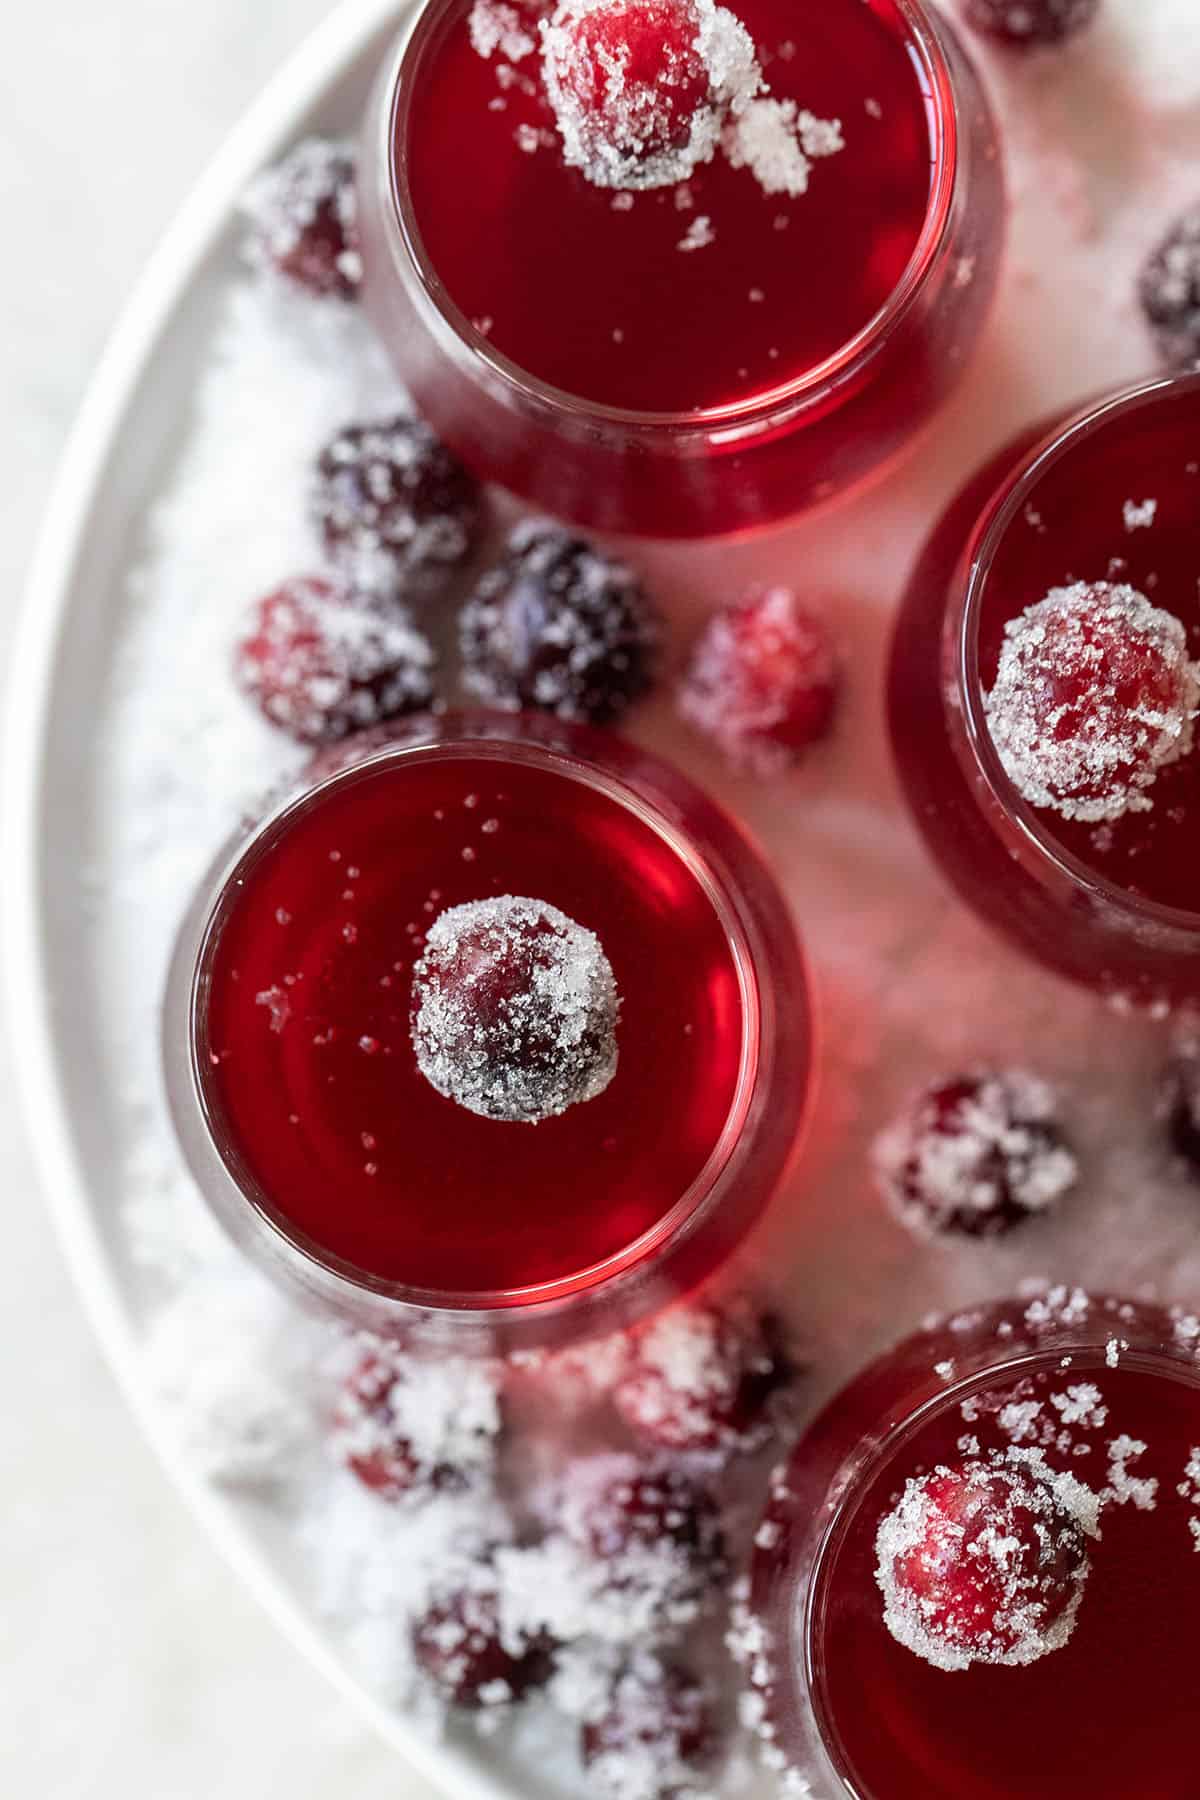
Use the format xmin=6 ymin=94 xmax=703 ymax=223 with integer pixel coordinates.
xmin=233 ymin=576 xmax=436 ymax=745
xmin=613 ymin=1299 xmax=792 ymax=1456
xmin=963 ymin=0 xmax=1099 ymax=46
xmin=460 ymin=521 xmax=658 ymax=725
xmin=241 ymin=138 xmax=361 ymax=299
xmin=541 ymin=0 xmax=757 ymax=191
xmin=558 ymin=1454 xmax=726 ymax=1629
xmin=411 ymin=1561 xmax=557 ymax=1706
xmin=984 ymin=582 xmax=1200 ymax=824
xmin=582 ymin=1655 xmax=716 ymax=1799
xmin=678 ymin=586 xmax=838 ymax=775
xmin=411 ymin=896 xmax=620 ymax=1124
xmin=1140 ymin=203 xmax=1200 ymax=371
xmin=332 ymin=1340 xmax=501 ymax=1500
xmin=312 ymin=416 xmax=483 ymax=592
xmin=874 ymin=1070 xmax=1078 ymax=1239
xmin=875 ymin=1455 xmax=1098 ymax=1670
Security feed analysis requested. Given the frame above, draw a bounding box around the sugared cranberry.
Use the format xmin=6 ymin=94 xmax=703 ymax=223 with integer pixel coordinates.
xmin=1140 ymin=204 xmax=1200 ymax=372
xmin=613 ymin=1299 xmax=792 ymax=1457
xmin=875 ymin=1455 xmax=1098 ymax=1670
xmin=312 ymin=416 xmax=483 ymax=593
xmin=410 ymin=896 xmax=620 ymax=1124
xmin=985 ymin=581 xmax=1200 ymax=824
xmin=1160 ymin=1036 xmax=1200 ymax=1177
xmin=411 ymin=1561 xmax=557 ymax=1707
xmin=460 ymin=521 xmax=658 ymax=725
xmin=559 ymin=1454 xmax=726 ymax=1627
xmin=233 ymin=576 xmax=436 ymax=744
xmin=678 ymin=587 xmax=838 ymax=775
xmin=874 ymin=1070 xmax=1078 ymax=1239
xmin=241 ymin=138 xmax=361 ymax=299
xmin=541 ymin=0 xmax=757 ymax=191
xmin=963 ymin=0 xmax=1099 ymax=46
xmin=332 ymin=1339 xmax=501 ymax=1501
xmin=582 ymin=1655 xmax=716 ymax=1799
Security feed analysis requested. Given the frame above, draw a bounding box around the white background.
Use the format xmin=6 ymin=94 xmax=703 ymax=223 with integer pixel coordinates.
xmin=0 ymin=4 xmax=439 ymax=1793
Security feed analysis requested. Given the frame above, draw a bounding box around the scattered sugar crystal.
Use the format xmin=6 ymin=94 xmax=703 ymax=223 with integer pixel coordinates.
xmin=999 ymin=1399 xmax=1043 ymax=1442
xmin=723 ymin=99 xmax=811 ymax=198
xmin=1124 ymin=497 xmax=1158 ymax=532
xmin=1051 ymin=1383 xmax=1108 ymax=1429
xmin=678 ymin=214 xmax=716 ymax=252
xmin=934 ymin=1360 xmax=955 ymax=1380
xmin=469 ymin=0 xmax=537 ymax=61
xmin=1105 ymin=1435 xmax=1158 ymax=1510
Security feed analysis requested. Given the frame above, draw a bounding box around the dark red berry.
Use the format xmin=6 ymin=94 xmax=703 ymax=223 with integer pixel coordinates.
xmin=875 ymin=1457 xmax=1096 ymax=1669
xmin=312 ymin=416 xmax=483 ymax=593
xmin=1140 ymin=203 xmax=1200 ymax=372
xmin=874 ymin=1070 xmax=1078 ymax=1238
xmin=613 ymin=1299 xmax=792 ymax=1457
xmin=332 ymin=1341 xmax=501 ymax=1501
xmin=460 ymin=521 xmax=658 ymax=725
xmin=963 ymin=0 xmax=1099 ymax=47
xmin=1161 ymin=1038 xmax=1200 ymax=1177
xmin=678 ymin=587 xmax=838 ymax=775
xmin=411 ymin=895 xmax=619 ymax=1125
xmin=542 ymin=0 xmax=751 ymax=190
xmin=411 ymin=1561 xmax=557 ymax=1707
xmin=985 ymin=582 xmax=1199 ymax=825
xmin=233 ymin=576 xmax=435 ymax=744
xmin=241 ymin=138 xmax=361 ymax=299
xmin=582 ymin=1655 xmax=716 ymax=1800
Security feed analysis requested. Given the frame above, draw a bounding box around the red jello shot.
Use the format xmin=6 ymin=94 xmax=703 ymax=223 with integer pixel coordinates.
xmin=743 ymin=1289 xmax=1200 ymax=1800
xmin=163 ymin=713 xmax=810 ymax=1349
xmin=888 ymin=371 xmax=1200 ymax=1006
xmin=356 ymin=0 xmax=1004 ymax=538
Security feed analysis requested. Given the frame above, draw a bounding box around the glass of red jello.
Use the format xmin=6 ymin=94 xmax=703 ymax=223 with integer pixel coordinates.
xmin=743 ymin=1288 xmax=1200 ymax=1800
xmin=889 ymin=372 xmax=1200 ymax=1007
xmin=357 ymin=0 xmax=1003 ymax=538
xmin=164 ymin=713 xmax=810 ymax=1348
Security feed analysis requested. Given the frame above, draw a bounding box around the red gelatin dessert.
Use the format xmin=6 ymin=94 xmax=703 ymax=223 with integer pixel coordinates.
xmin=358 ymin=0 xmax=1003 ymax=534
xmin=745 ymin=1291 xmax=1200 ymax=1800
xmin=167 ymin=716 xmax=809 ymax=1344
xmin=888 ymin=371 xmax=1200 ymax=1002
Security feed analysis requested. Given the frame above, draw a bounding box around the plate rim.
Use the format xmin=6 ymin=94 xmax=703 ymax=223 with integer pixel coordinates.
xmin=3 ymin=4 xmax=525 ymax=1794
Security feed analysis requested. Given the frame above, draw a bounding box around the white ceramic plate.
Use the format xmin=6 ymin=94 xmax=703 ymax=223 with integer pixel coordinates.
xmin=10 ymin=1 xmax=1200 ymax=1795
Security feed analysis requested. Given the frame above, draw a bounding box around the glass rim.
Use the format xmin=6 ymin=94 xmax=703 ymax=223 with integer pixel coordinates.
xmin=178 ymin=718 xmax=805 ymax=1320
xmin=376 ymin=0 xmax=962 ymax=436
xmin=955 ymin=369 xmax=1200 ymax=937
xmin=798 ymin=1291 xmax=1200 ymax=1798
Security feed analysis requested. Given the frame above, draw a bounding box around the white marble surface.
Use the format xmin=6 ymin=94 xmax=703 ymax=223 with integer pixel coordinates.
xmin=0 ymin=4 xmax=441 ymax=1794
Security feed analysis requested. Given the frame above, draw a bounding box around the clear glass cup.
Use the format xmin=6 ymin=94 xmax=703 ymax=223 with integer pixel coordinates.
xmin=356 ymin=0 xmax=1004 ymax=539
xmin=163 ymin=712 xmax=811 ymax=1351
xmin=889 ymin=372 xmax=1200 ymax=1008
xmin=743 ymin=1290 xmax=1200 ymax=1799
